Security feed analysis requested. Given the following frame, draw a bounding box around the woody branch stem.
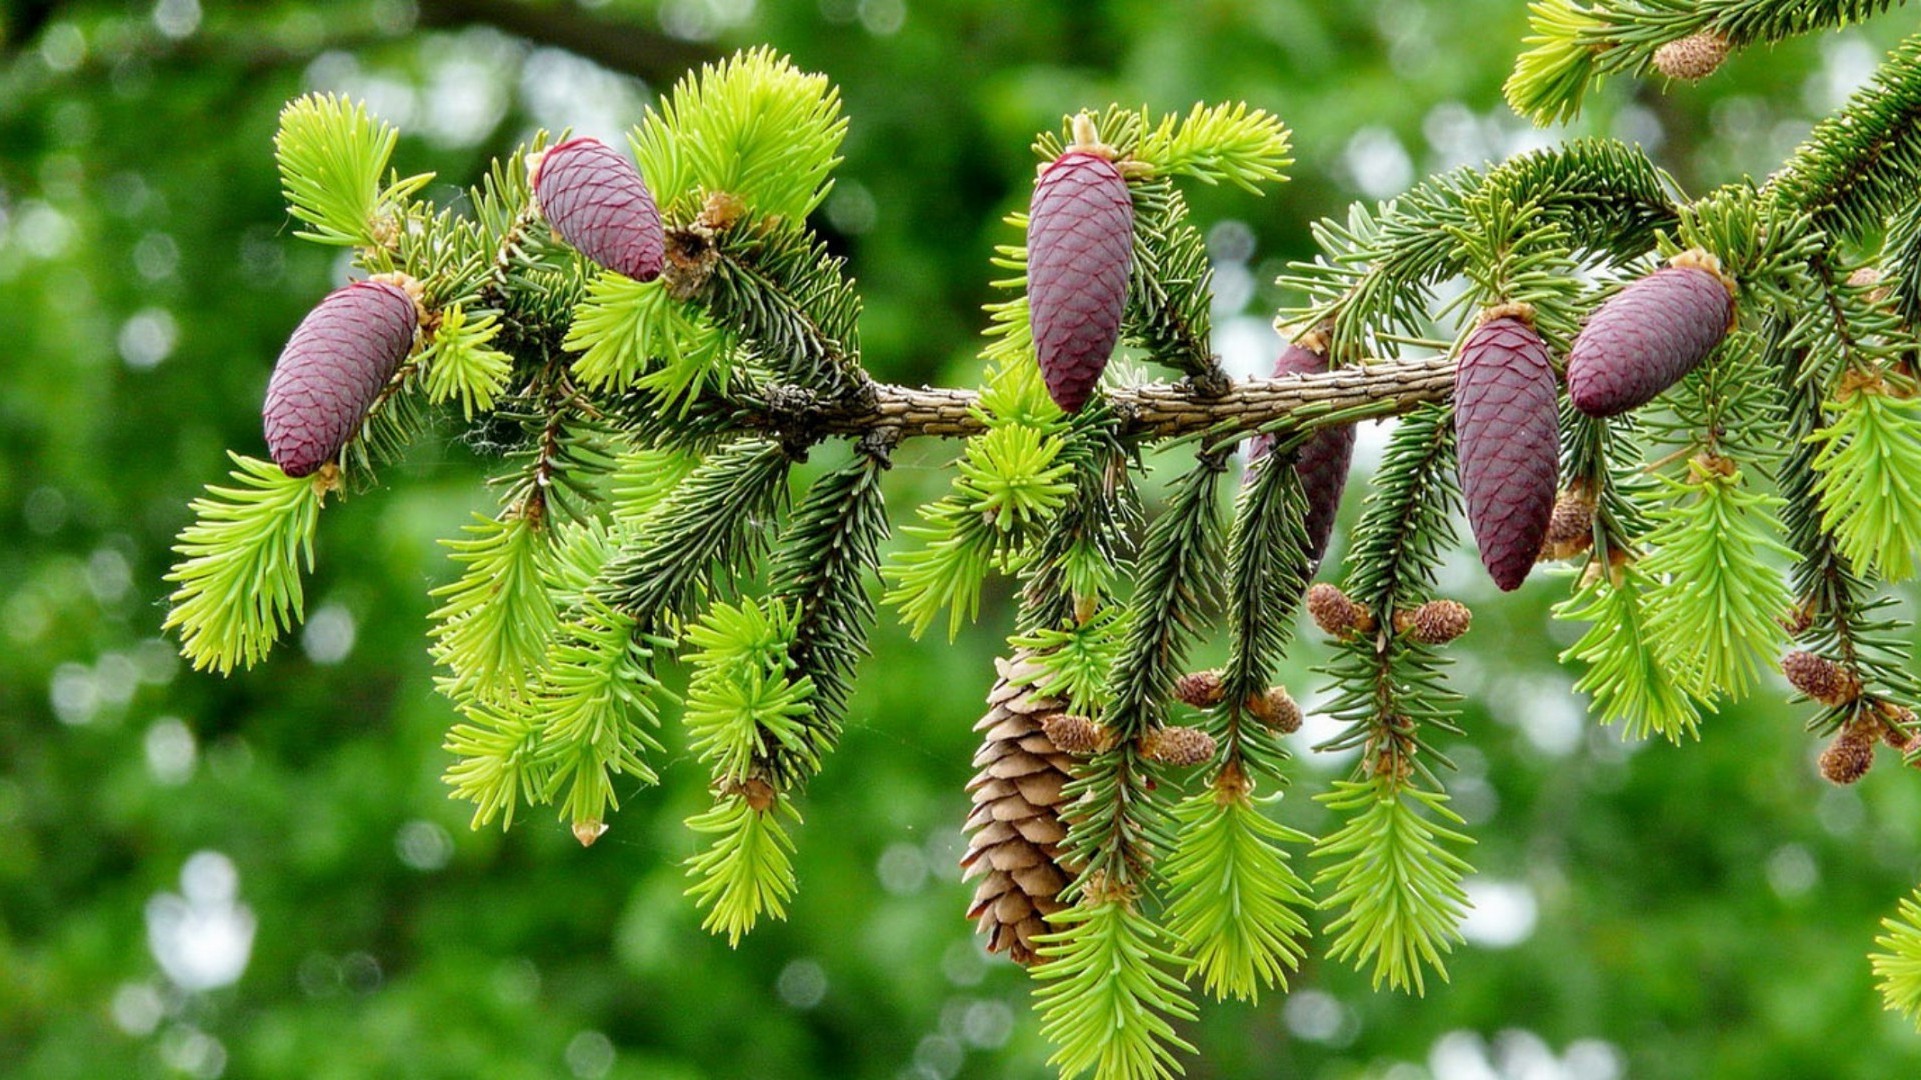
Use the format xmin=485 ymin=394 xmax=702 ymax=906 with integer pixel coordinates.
xmin=771 ymin=354 xmax=1456 ymax=441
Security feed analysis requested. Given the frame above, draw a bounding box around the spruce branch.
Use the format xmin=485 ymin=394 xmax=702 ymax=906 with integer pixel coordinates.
xmin=275 ymin=93 xmax=433 ymax=248
xmin=1312 ymin=776 xmax=1474 ymax=996
xmin=684 ymin=792 xmax=802 ymax=946
xmin=1505 ymin=0 xmax=1910 ymax=126
xmin=763 ymin=446 xmax=892 ymax=783
xmin=596 ymin=438 xmax=792 ymax=629
xmin=1163 ymin=790 xmax=1315 ymax=1003
xmin=163 ymin=454 xmax=329 ymax=674
xmin=1032 ymin=897 xmax=1198 ymax=1080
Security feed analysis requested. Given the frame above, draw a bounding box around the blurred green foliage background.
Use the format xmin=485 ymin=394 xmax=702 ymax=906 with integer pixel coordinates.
xmin=5 ymin=1 xmax=1921 ymax=1077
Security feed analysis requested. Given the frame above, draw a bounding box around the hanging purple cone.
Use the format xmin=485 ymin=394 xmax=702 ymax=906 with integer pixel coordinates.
xmin=1028 ymin=145 xmax=1133 ymax=414
xmin=1247 ymin=342 xmax=1356 ymax=565
xmin=534 ymin=137 xmax=665 ymax=283
xmin=1567 ymin=256 xmax=1736 ymax=417
xmin=263 ymin=279 xmax=420 ymax=478
xmin=1455 ymin=314 xmax=1559 ymax=591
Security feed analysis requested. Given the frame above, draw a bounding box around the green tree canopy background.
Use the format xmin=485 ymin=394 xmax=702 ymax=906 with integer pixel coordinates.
xmin=4 ymin=1 xmax=1921 ymax=1077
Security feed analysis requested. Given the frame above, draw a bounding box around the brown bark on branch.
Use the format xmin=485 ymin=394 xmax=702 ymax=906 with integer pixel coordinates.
xmin=777 ymin=355 xmax=1456 ymax=442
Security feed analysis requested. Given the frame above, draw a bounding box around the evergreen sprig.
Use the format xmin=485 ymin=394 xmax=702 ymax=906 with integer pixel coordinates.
xmin=1104 ymin=458 xmax=1227 ymax=740
xmin=1135 ymin=103 xmax=1293 ymax=193
xmin=1312 ymin=777 xmax=1474 ymax=995
xmin=535 ymin=599 xmax=666 ymax=839
xmin=1640 ymin=459 xmax=1793 ymax=701
xmin=597 ymin=439 xmax=792 ymax=628
xmin=422 ymin=305 xmax=514 ymax=420
xmin=275 ymin=93 xmax=433 ymax=248
xmin=1557 ymin=565 xmax=1710 ymax=741
xmin=684 ymin=793 xmax=802 ymax=946
xmin=1219 ymin=450 xmax=1312 ymax=776
xmin=163 ymin=454 xmax=327 ymax=674
xmin=428 ymin=512 xmax=559 ymax=704
xmin=1504 ymin=0 xmax=1909 ymax=127
xmin=1810 ymin=376 xmax=1921 ymax=581
xmin=1163 ymin=791 xmax=1315 ymax=1002
xmin=1032 ymin=898 xmax=1198 ymax=1080
xmin=683 ymin=598 xmax=818 ymax=783
xmin=765 ymin=449 xmax=891 ymax=779
xmin=632 ymin=46 xmax=847 ymax=223
xmin=564 ymin=272 xmax=732 ymax=405
xmin=1873 ymin=887 xmax=1921 ymax=1024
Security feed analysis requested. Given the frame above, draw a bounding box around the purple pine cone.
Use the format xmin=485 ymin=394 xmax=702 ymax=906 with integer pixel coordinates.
xmin=1028 ymin=150 xmax=1133 ymax=413
xmin=264 ymin=280 xmax=419 ymax=478
xmin=1248 ymin=343 xmax=1356 ymax=565
xmin=534 ymin=137 xmax=665 ymax=283
xmin=1567 ymin=264 xmax=1734 ymax=417
xmin=1455 ymin=316 xmax=1559 ymax=592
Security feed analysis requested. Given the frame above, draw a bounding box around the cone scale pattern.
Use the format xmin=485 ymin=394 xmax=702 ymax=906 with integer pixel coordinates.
xmin=961 ymin=654 xmax=1079 ymax=965
xmin=1248 ymin=342 xmax=1357 ymax=565
xmin=1567 ymin=261 xmax=1735 ymax=417
xmin=1028 ymin=149 xmax=1133 ymax=413
xmin=534 ymin=137 xmax=665 ymax=283
xmin=263 ymin=279 xmax=419 ymax=478
xmin=1652 ymin=32 xmax=1731 ymax=81
xmin=1456 ymin=315 xmax=1559 ymax=591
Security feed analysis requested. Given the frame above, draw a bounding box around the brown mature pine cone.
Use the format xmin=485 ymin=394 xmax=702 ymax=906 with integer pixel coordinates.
xmin=961 ymin=653 xmax=1080 ymax=965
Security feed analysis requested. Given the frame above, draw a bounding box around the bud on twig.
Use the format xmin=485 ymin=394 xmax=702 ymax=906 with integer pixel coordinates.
xmin=1782 ymin=650 xmax=1862 ymax=706
xmin=1041 ymin=713 xmax=1114 ymax=756
xmin=1174 ymin=670 xmax=1227 ymax=708
xmin=1138 ymin=725 xmax=1218 ymax=767
xmin=1246 ymin=686 xmax=1302 ymax=733
xmin=1652 ymin=31 xmax=1731 ymax=81
xmin=1307 ymin=583 xmax=1374 ymax=638
xmin=1819 ymin=726 xmax=1876 ymax=785
xmin=1394 ymin=599 xmax=1472 ymax=645
xmin=1538 ymin=487 xmax=1596 ymax=562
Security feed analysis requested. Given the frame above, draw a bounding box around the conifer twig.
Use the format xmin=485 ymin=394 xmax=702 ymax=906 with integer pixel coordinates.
xmin=755 ymin=354 xmax=1456 ymax=442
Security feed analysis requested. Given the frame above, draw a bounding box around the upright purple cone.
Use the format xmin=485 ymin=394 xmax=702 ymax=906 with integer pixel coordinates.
xmin=534 ymin=137 xmax=665 ymax=283
xmin=1455 ymin=315 xmax=1559 ymax=591
xmin=263 ymin=279 xmax=419 ymax=478
xmin=1247 ymin=342 xmax=1356 ymax=566
xmin=1567 ymin=260 xmax=1735 ymax=417
xmin=1028 ymin=149 xmax=1133 ymax=413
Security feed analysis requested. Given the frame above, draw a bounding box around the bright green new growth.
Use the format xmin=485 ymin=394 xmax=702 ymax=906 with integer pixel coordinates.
xmin=1640 ymin=459 xmax=1794 ymax=700
xmin=1033 ymin=900 xmax=1197 ymax=1080
xmin=163 ymin=453 xmax=325 ymax=674
xmin=1163 ymin=793 xmax=1314 ymax=1002
xmin=1872 ymin=888 xmax=1921 ymax=1023
xmin=1558 ymin=566 xmax=1709 ymax=742
xmin=427 ymin=513 xmax=558 ymax=704
xmin=631 ymin=45 xmax=846 ymax=222
xmin=275 ymin=93 xmax=433 ymax=247
xmin=563 ymin=273 xmax=731 ymax=405
xmin=684 ymin=793 xmax=801 ymax=946
xmin=682 ymin=598 xmax=817 ymax=784
xmin=1811 ymin=378 xmax=1921 ymax=581
xmin=421 ymin=305 xmax=513 ymax=419
xmin=1312 ymin=778 xmax=1474 ymax=996
xmin=1135 ymin=102 xmax=1294 ymax=193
